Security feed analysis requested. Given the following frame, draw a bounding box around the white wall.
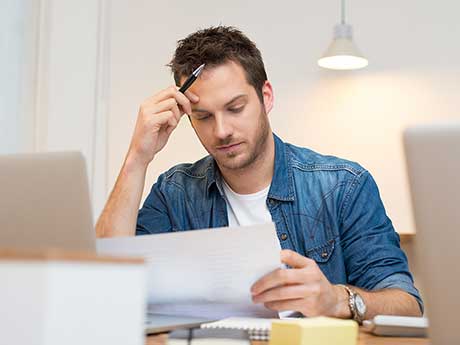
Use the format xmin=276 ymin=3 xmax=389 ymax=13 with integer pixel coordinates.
xmin=33 ymin=0 xmax=109 ymax=220
xmin=0 ymin=0 xmax=38 ymax=154
xmin=108 ymin=0 xmax=460 ymax=235
xmin=0 ymin=0 xmax=109 ymax=220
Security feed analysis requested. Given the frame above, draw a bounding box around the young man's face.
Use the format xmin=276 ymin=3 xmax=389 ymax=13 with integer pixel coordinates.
xmin=184 ymin=60 xmax=274 ymax=171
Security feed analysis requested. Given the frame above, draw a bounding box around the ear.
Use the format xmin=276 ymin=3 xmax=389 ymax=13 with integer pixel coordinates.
xmin=261 ymin=80 xmax=274 ymax=114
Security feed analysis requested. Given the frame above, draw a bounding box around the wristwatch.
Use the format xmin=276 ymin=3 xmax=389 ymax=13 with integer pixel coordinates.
xmin=337 ymin=284 xmax=367 ymax=324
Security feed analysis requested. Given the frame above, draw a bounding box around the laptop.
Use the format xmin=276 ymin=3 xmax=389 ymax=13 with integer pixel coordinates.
xmin=0 ymin=152 xmax=95 ymax=252
xmin=404 ymin=123 xmax=460 ymax=344
xmin=0 ymin=151 xmax=210 ymax=334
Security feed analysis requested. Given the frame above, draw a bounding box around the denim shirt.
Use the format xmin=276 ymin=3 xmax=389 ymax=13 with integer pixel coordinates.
xmin=137 ymin=133 xmax=423 ymax=312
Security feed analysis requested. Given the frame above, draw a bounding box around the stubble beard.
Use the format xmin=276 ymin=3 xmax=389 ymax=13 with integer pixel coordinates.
xmin=217 ymin=108 xmax=271 ymax=171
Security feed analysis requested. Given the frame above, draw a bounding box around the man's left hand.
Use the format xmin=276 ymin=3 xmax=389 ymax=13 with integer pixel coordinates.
xmin=250 ymin=249 xmax=350 ymax=317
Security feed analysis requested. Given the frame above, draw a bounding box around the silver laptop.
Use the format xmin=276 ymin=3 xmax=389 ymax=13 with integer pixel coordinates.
xmin=404 ymin=123 xmax=460 ymax=344
xmin=0 ymin=152 xmax=95 ymax=252
xmin=0 ymin=151 xmax=210 ymax=334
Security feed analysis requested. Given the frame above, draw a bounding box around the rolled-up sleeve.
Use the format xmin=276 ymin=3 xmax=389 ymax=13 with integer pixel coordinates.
xmin=136 ymin=173 xmax=173 ymax=236
xmin=373 ymin=273 xmax=424 ymax=314
xmin=340 ymin=170 xmax=423 ymax=313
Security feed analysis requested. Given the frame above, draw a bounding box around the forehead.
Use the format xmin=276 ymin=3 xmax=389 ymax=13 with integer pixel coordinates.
xmin=181 ymin=61 xmax=254 ymax=106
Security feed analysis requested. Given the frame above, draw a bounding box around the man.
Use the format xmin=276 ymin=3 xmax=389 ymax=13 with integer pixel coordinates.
xmin=96 ymin=26 xmax=422 ymax=321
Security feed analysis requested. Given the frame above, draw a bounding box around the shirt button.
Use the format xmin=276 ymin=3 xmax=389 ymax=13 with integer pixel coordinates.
xmin=321 ymin=251 xmax=328 ymax=258
xmin=269 ymin=199 xmax=275 ymax=205
xmin=280 ymin=233 xmax=288 ymax=241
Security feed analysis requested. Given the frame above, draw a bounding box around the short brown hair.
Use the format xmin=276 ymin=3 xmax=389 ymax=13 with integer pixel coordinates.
xmin=168 ymin=26 xmax=268 ymax=102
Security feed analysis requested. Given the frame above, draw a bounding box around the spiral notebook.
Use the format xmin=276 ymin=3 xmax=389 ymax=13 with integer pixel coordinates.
xmin=201 ymin=317 xmax=273 ymax=341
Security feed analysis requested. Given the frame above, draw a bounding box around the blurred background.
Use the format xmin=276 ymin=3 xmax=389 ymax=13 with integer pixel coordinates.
xmin=2 ymin=0 xmax=460 ymax=297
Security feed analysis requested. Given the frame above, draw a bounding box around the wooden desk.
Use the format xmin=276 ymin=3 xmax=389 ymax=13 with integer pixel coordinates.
xmin=146 ymin=328 xmax=430 ymax=344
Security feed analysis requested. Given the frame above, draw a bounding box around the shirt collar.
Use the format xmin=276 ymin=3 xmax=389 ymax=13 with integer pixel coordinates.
xmin=268 ymin=133 xmax=295 ymax=201
xmin=206 ymin=159 xmax=224 ymax=197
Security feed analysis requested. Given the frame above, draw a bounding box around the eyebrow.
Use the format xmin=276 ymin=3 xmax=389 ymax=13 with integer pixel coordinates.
xmin=192 ymin=94 xmax=248 ymax=113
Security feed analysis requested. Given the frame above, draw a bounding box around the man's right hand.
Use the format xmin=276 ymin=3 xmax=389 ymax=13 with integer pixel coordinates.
xmin=126 ymin=85 xmax=199 ymax=168
xmin=95 ymin=85 xmax=199 ymax=238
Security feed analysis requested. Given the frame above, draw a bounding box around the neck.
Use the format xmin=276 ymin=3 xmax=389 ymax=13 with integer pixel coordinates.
xmin=218 ymin=133 xmax=275 ymax=194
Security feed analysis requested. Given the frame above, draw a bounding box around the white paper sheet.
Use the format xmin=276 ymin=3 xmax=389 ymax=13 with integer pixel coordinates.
xmin=97 ymin=223 xmax=282 ymax=319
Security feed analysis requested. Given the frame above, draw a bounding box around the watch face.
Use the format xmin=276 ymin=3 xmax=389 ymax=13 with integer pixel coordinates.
xmin=355 ymin=294 xmax=367 ymax=315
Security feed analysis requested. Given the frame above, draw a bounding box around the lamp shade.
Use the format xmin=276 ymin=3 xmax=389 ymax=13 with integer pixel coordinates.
xmin=318 ymin=23 xmax=368 ymax=70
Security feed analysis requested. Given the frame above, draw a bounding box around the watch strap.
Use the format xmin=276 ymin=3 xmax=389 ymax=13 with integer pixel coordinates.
xmin=337 ymin=284 xmax=363 ymax=324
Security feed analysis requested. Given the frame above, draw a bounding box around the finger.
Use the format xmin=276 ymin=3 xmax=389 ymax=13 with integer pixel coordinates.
xmin=251 ymin=268 xmax=303 ymax=295
xmin=150 ymin=85 xmax=180 ymax=103
xmin=151 ymin=86 xmax=195 ymax=115
xmin=252 ymin=284 xmax=308 ymax=304
xmin=162 ymin=90 xmax=193 ymax=116
xmin=144 ymin=98 xmax=182 ymax=124
xmin=281 ymin=249 xmax=312 ymax=269
xmin=165 ymin=123 xmax=176 ymax=136
xmin=170 ymin=102 xmax=181 ymax=122
xmin=167 ymin=113 xmax=178 ymax=127
xmin=263 ymin=298 xmax=305 ymax=313
xmin=162 ymin=113 xmax=179 ymax=137
xmin=151 ymin=98 xmax=179 ymax=114
xmin=173 ymin=90 xmax=194 ymax=115
xmin=183 ymin=89 xmax=199 ymax=103
xmin=150 ymin=110 xmax=176 ymax=129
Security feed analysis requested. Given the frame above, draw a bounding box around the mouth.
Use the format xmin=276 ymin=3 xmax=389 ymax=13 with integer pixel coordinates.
xmin=216 ymin=142 xmax=242 ymax=153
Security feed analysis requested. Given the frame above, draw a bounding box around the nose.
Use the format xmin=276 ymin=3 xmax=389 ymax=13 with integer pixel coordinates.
xmin=213 ymin=113 xmax=233 ymax=140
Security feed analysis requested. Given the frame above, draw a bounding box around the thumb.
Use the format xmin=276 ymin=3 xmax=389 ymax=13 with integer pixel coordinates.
xmin=280 ymin=249 xmax=311 ymax=269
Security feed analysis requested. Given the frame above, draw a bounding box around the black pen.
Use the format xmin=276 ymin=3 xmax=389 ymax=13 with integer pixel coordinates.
xmin=178 ymin=64 xmax=205 ymax=93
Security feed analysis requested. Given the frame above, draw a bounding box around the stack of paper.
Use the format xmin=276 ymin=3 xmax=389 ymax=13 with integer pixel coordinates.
xmin=97 ymin=223 xmax=282 ymax=319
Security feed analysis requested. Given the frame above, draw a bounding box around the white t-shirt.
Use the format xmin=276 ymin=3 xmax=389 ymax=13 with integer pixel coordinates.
xmin=222 ymin=179 xmax=296 ymax=318
xmin=222 ymin=179 xmax=272 ymax=227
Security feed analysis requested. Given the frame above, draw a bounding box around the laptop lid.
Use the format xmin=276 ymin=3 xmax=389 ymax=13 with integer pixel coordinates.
xmin=404 ymin=123 xmax=460 ymax=344
xmin=0 ymin=152 xmax=95 ymax=253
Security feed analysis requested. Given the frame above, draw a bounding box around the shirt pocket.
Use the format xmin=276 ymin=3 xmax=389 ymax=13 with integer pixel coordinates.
xmin=305 ymin=239 xmax=336 ymax=264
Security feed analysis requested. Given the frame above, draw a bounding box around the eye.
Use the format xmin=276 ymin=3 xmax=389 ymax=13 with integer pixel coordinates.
xmin=194 ymin=114 xmax=211 ymax=121
xmin=228 ymin=106 xmax=244 ymax=113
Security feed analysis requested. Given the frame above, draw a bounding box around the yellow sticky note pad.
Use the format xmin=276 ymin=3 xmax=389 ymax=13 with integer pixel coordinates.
xmin=269 ymin=317 xmax=358 ymax=345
